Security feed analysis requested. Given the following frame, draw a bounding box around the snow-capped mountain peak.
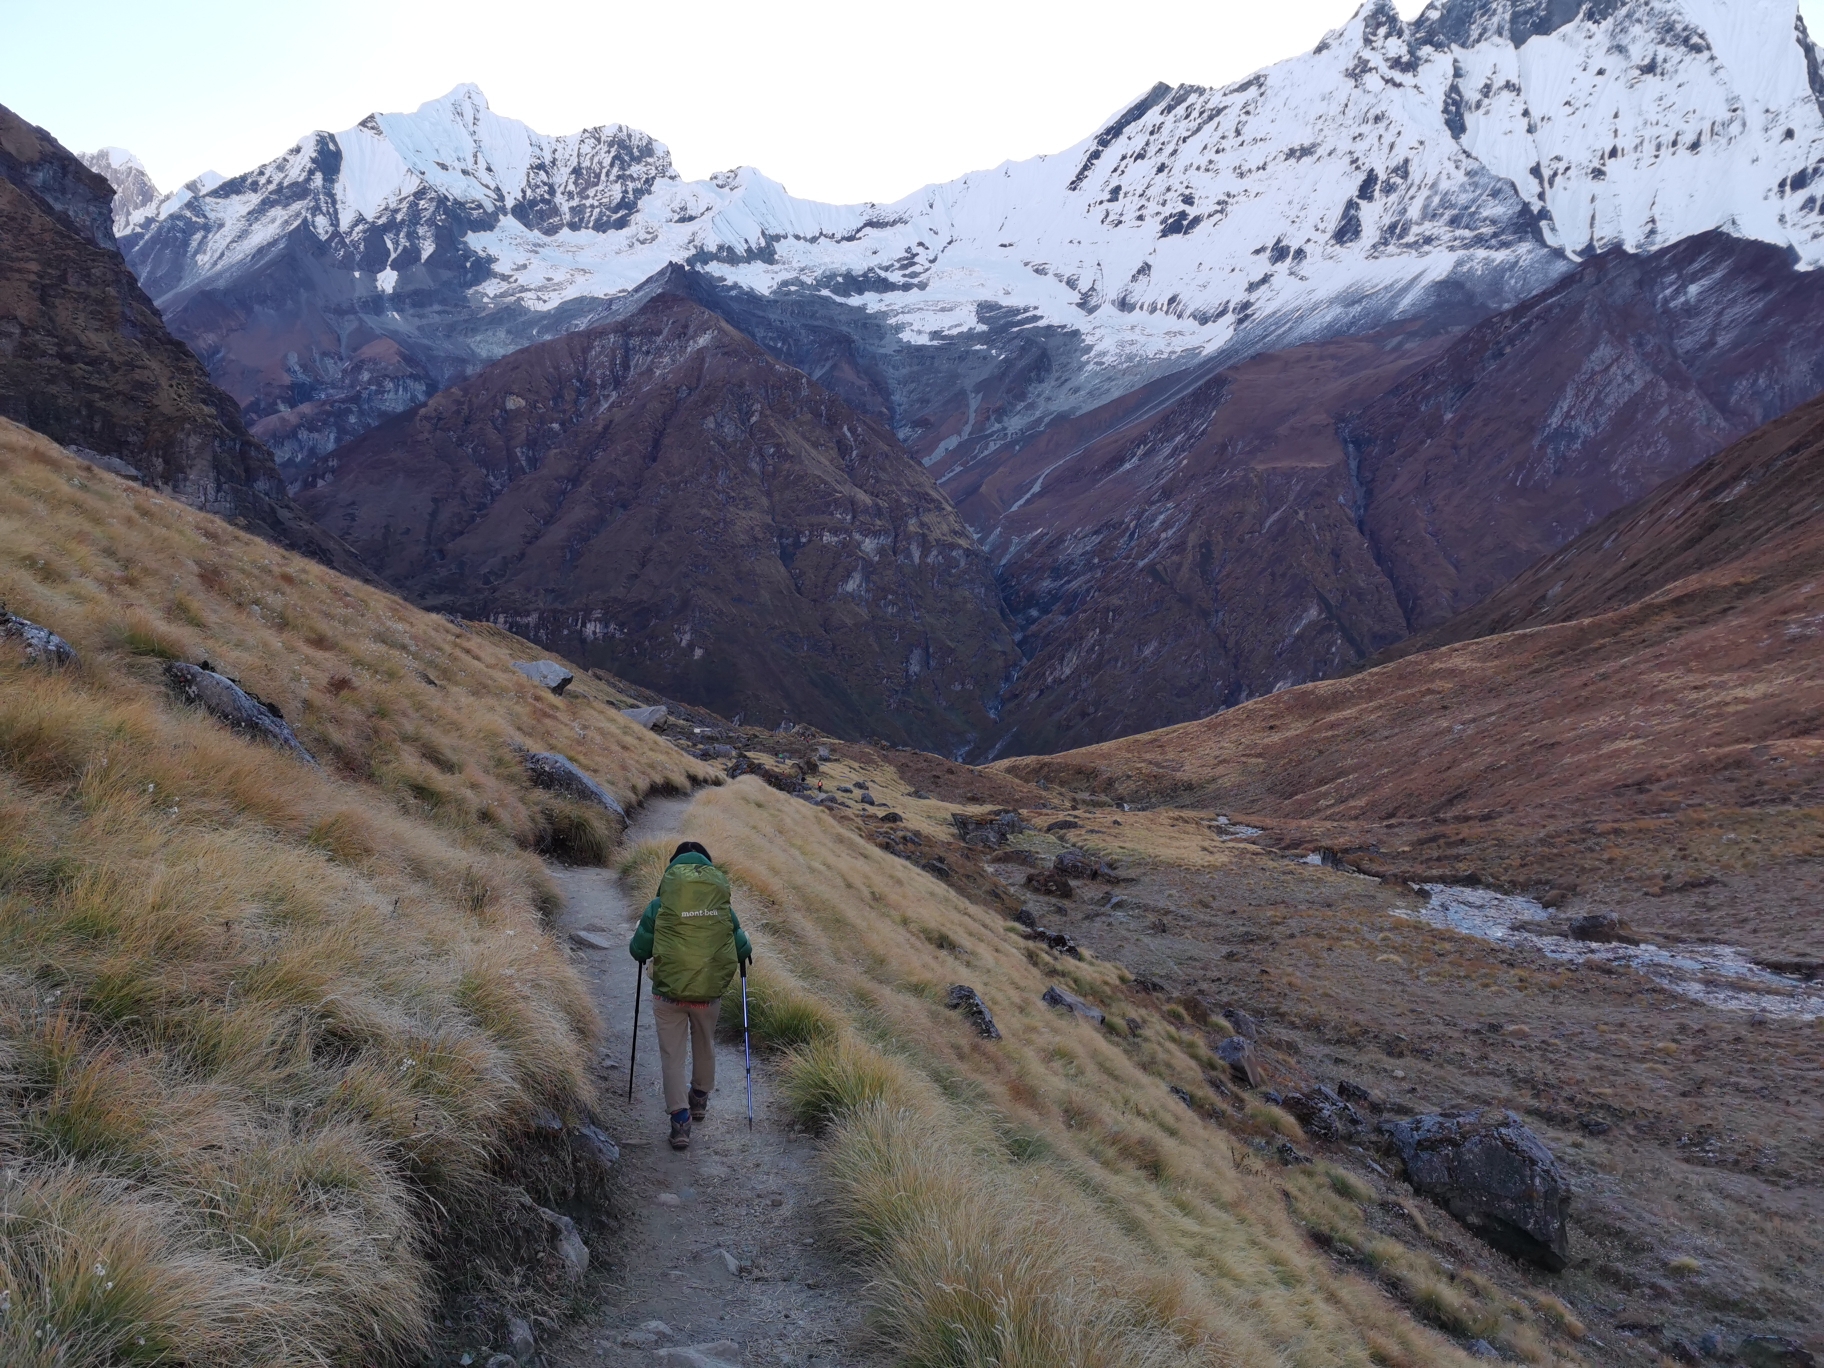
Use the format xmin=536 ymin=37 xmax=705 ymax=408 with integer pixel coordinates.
xmin=119 ymin=0 xmax=1824 ymax=471
xmin=77 ymin=146 xmax=159 ymax=234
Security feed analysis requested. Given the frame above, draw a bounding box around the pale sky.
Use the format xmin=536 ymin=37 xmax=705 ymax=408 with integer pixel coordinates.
xmin=4 ymin=0 xmax=1823 ymax=206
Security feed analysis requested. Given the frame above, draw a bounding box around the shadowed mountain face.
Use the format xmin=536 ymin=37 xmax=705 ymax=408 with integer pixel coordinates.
xmin=968 ymin=232 xmax=1824 ymax=757
xmin=1341 ymin=232 xmax=1824 ymax=633
xmin=297 ymin=290 xmax=1020 ymax=753
xmin=0 ymin=103 xmax=365 ymax=577
xmin=996 ymin=385 xmax=1824 ymax=839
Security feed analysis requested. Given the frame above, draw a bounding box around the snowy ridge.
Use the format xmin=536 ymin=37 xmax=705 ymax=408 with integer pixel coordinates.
xmin=120 ymin=0 xmax=1824 ymax=438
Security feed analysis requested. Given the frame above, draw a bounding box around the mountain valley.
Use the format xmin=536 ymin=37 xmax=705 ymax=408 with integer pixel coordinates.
xmin=5 ymin=0 xmax=1824 ymax=1362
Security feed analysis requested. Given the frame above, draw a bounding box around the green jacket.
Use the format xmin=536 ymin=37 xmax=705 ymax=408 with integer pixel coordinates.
xmin=628 ymin=851 xmax=752 ymax=1001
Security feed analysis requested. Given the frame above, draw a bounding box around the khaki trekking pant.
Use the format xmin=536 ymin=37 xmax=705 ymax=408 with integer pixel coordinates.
xmin=651 ymin=994 xmax=718 ymax=1114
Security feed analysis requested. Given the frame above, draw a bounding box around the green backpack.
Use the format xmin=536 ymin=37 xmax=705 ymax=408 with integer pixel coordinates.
xmin=650 ymin=859 xmax=739 ymax=1001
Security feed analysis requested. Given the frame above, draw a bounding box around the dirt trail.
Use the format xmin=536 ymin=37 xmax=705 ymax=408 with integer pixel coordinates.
xmin=542 ymin=794 xmax=883 ymax=1368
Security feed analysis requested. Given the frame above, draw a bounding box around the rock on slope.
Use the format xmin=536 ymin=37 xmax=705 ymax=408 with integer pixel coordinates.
xmin=0 ymin=103 xmax=365 ymax=576
xmin=972 ymin=230 xmax=1824 ymax=756
xmin=118 ymin=0 xmax=1824 ymax=467
xmin=297 ymin=289 xmax=1019 ymax=753
xmin=994 ymin=385 xmax=1824 ymax=834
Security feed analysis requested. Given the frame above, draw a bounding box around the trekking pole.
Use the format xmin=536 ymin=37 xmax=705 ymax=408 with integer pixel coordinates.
xmin=740 ymin=961 xmax=754 ymax=1131
xmin=628 ymin=960 xmax=644 ymax=1104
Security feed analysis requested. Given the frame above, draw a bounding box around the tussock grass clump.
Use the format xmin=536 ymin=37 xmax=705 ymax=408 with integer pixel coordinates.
xmin=828 ymin=1104 xmax=1195 ymax=1368
xmin=781 ymin=1035 xmax=907 ymax=1127
xmin=0 ymin=423 xmax=714 ymax=1365
xmin=533 ymin=801 xmax=614 ymax=866
xmin=731 ymin=966 xmax=840 ymax=1052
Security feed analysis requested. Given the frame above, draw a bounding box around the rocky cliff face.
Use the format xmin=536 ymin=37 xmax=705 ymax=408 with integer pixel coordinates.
xmin=297 ymin=290 xmax=1019 ymax=753
xmin=973 ymin=231 xmax=1824 ymax=756
xmin=0 ymin=103 xmax=366 ymax=577
xmin=1343 ymin=231 xmax=1824 ymax=632
xmin=1391 ymin=380 xmax=1824 ymax=653
xmin=967 ymin=323 xmax=1459 ymax=757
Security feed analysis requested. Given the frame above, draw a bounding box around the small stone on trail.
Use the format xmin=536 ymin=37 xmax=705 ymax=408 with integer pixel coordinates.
xmin=1025 ymin=868 xmax=1073 ymax=898
xmin=656 ymin=1191 xmax=681 ymax=1206
xmin=1467 ymin=1340 xmax=1501 ymax=1360
xmin=717 ymin=1247 xmax=741 ymax=1275
xmin=654 ymin=1343 xmax=743 ymax=1368
xmin=484 ymin=1355 xmax=516 ymax=1368
xmin=1041 ymin=985 xmax=1105 ymax=1025
xmin=570 ymin=929 xmax=615 ymax=950
xmin=505 ymin=1315 xmax=535 ymax=1362
xmin=512 ymin=659 xmax=574 ymax=694
xmin=619 ymin=1330 xmax=660 ymax=1349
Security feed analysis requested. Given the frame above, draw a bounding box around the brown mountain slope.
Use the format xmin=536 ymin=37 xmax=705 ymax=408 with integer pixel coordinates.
xmin=963 ymin=322 xmax=1457 ymax=757
xmin=962 ymin=232 xmax=1824 ymax=758
xmin=1341 ymin=232 xmax=1824 ymax=633
xmin=1387 ymin=388 xmax=1824 ymax=656
xmin=298 ymin=289 xmax=1019 ymax=753
xmin=994 ymin=390 xmax=1824 ymax=885
xmin=0 ymin=103 xmax=365 ymax=577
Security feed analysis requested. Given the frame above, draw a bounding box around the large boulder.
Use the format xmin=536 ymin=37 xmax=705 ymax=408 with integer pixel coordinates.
xmin=1041 ymin=985 xmax=1104 ymax=1025
xmin=1282 ymin=1085 xmax=1366 ymax=1141
xmin=163 ymin=662 xmax=317 ymax=766
xmin=521 ymin=750 xmax=626 ymax=820
xmin=512 ymin=659 xmax=574 ymax=695
xmin=1739 ymin=1336 xmax=1818 ymax=1368
xmin=1567 ymin=912 xmax=1640 ymax=945
xmin=1216 ymin=1036 xmax=1265 ymax=1088
xmin=946 ymin=984 xmax=1001 ymax=1040
xmin=2 ymin=611 xmax=75 ymax=665
xmin=1054 ymin=848 xmax=1119 ymax=881
xmin=1381 ymin=1109 xmax=1571 ymax=1271
xmin=953 ymin=809 xmax=1027 ymax=848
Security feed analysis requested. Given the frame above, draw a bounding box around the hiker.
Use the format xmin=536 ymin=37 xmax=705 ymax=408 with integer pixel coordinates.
xmin=628 ymin=841 xmax=752 ymax=1150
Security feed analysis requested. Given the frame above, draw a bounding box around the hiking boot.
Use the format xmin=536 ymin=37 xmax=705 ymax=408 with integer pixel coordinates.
xmin=688 ymin=1087 xmax=709 ymax=1121
xmin=668 ymin=1110 xmax=691 ymax=1151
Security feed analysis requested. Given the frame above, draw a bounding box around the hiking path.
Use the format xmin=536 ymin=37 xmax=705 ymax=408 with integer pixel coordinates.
xmin=541 ymin=793 xmax=884 ymax=1368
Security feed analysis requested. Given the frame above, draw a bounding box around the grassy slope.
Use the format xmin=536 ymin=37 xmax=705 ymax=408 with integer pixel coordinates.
xmin=656 ymin=779 xmax=1583 ymax=1368
xmin=0 ymin=419 xmax=709 ymax=1366
xmin=986 ymin=393 xmax=1824 ymax=893
xmin=3 ymin=414 xmax=1579 ymax=1366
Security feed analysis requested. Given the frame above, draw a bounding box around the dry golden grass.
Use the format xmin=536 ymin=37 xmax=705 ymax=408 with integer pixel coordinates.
xmin=0 ymin=421 xmax=713 ymax=1365
xmin=677 ymin=779 xmax=1569 ymax=1367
